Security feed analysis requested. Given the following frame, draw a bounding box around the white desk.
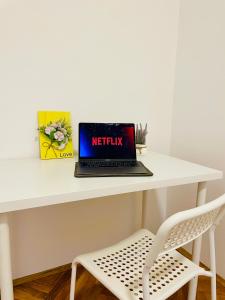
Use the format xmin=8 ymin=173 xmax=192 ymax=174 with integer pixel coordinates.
xmin=0 ymin=152 xmax=222 ymax=300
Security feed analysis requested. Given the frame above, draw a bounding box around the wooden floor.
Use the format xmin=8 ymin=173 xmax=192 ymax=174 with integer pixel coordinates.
xmin=13 ymin=264 xmax=225 ymax=300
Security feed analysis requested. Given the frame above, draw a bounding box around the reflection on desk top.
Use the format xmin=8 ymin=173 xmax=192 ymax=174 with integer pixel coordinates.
xmin=0 ymin=151 xmax=222 ymax=213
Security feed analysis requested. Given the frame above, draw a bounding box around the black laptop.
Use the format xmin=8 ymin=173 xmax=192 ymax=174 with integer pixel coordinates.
xmin=74 ymin=123 xmax=153 ymax=177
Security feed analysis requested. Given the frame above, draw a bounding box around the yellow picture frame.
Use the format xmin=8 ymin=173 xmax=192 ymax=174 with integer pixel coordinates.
xmin=38 ymin=111 xmax=74 ymax=160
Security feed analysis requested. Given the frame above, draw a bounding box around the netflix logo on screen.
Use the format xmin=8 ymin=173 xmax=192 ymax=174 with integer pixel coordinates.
xmin=92 ymin=137 xmax=123 ymax=146
xmin=79 ymin=123 xmax=135 ymax=159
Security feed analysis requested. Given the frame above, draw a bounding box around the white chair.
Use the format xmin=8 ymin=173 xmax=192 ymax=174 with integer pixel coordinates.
xmin=70 ymin=194 xmax=225 ymax=300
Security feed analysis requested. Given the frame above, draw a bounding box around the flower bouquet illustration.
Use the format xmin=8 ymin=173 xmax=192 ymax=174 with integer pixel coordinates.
xmin=38 ymin=112 xmax=74 ymax=160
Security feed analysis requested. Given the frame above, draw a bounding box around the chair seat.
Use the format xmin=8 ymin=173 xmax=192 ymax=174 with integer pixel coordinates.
xmin=76 ymin=229 xmax=208 ymax=300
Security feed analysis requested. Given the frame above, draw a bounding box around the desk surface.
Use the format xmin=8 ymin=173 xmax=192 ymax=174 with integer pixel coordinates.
xmin=0 ymin=152 xmax=222 ymax=213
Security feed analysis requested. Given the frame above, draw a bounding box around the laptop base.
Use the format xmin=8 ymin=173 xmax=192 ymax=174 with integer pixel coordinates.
xmin=74 ymin=161 xmax=153 ymax=177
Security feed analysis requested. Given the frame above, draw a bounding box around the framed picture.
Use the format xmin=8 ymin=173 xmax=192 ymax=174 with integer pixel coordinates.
xmin=38 ymin=111 xmax=74 ymax=160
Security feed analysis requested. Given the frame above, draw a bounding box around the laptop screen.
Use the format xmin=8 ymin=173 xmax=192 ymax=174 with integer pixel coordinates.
xmin=79 ymin=123 xmax=136 ymax=160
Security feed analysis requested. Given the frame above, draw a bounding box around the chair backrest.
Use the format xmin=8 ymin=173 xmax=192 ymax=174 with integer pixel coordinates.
xmin=144 ymin=194 xmax=225 ymax=270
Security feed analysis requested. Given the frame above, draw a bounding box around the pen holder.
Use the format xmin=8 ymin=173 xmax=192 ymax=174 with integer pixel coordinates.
xmin=136 ymin=144 xmax=147 ymax=155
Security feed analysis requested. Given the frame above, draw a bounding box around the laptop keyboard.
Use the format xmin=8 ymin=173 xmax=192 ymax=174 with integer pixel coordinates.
xmin=80 ymin=161 xmax=137 ymax=168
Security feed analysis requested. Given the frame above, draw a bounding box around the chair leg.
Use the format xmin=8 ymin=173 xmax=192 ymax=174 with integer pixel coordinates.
xmin=211 ymin=274 xmax=217 ymax=300
xmin=188 ymin=182 xmax=207 ymax=300
xmin=188 ymin=236 xmax=202 ymax=300
xmin=70 ymin=261 xmax=78 ymax=300
xmin=188 ymin=276 xmax=198 ymax=300
xmin=209 ymin=227 xmax=217 ymax=300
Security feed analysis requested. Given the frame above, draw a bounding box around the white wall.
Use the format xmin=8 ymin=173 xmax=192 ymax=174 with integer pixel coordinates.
xmin=0 ymin=0 xmax=180 ymax=278
xmin=169 ymin=0 xmax=225 ymax=278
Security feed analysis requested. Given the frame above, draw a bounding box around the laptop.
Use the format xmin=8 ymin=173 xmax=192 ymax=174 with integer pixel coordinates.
xmin=74 ymin=123 xmax=153 ymax=177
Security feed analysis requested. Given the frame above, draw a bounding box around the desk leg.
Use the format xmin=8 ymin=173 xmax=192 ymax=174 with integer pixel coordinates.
xmin=188 ymin=182 xmax=207 ymax=300
xmin=0 ymin=213 xmax=14 ymax=300
xmin=141 ymin=191 xmax=148 ymax=228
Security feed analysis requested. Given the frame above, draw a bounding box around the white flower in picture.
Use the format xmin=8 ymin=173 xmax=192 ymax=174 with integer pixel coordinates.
xmin=54 ymin=131 xmax=64 ymax=141
xmin=60 ymin=128 xmax=67 ymax=135
xmin=45 ymin=126 xmax=55 ymax=135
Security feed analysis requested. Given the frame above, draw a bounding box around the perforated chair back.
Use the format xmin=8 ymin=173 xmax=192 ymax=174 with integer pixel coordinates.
xmin=162 ymin=207 xmax=220 ymax=253
xmin=160 ymin=195 xmax=224 ymax=251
